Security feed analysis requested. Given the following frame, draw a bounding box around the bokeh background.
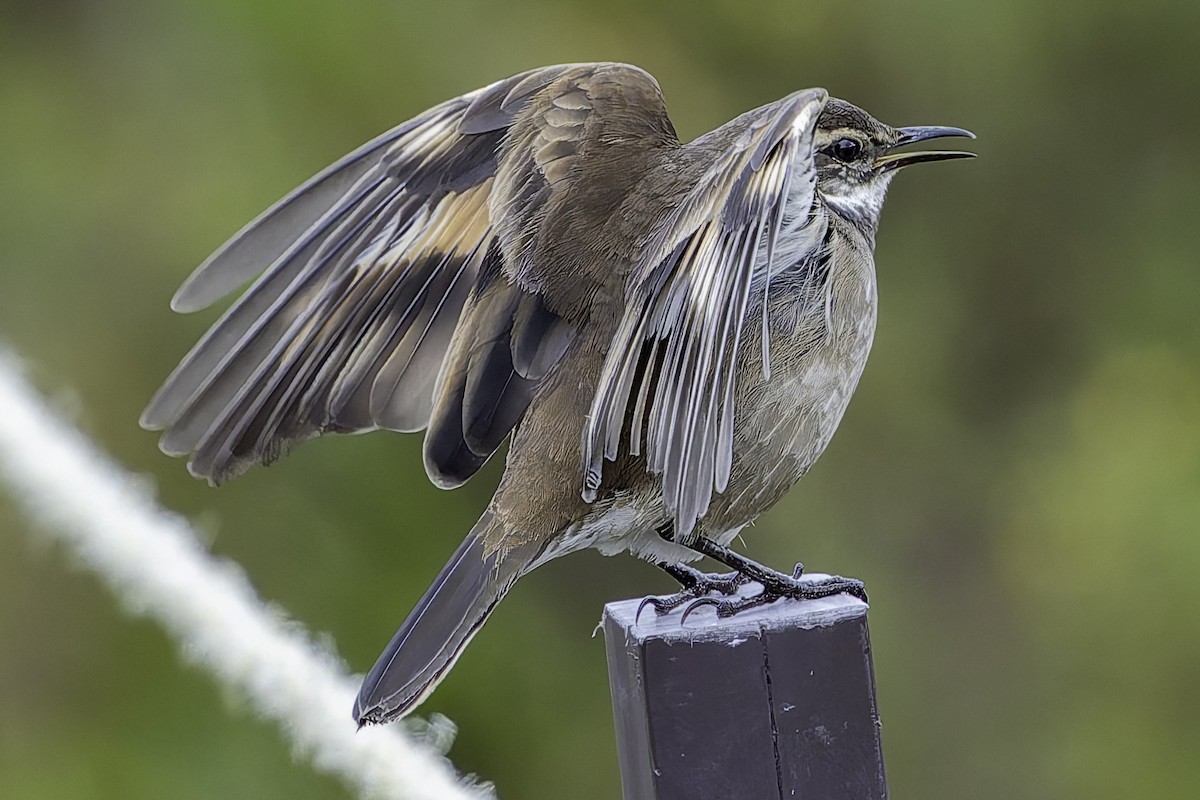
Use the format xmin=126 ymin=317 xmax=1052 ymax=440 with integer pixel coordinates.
xmin=3 ymin=1 xmax=1199 ymax=798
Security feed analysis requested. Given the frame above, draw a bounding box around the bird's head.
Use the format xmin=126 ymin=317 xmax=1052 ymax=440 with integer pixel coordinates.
xmin=813 ymin=98 xmax=975 ymax=235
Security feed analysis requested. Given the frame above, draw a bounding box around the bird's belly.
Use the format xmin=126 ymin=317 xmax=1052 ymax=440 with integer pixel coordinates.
xmin=756 ymin=345 xmax=869 ymax=471
xmin=700 ymin=255 xmax=878 ymax=534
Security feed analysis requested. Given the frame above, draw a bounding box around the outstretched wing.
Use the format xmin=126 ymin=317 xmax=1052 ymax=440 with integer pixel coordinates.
xmin=140 ymin=64 xmax=604 ymax=484
xmin=582 ymin=88 xmax=829 ymax=539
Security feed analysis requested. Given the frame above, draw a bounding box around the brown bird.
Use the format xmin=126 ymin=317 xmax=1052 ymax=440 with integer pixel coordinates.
xmin=140 ymin=62 xmax=974 ymax=725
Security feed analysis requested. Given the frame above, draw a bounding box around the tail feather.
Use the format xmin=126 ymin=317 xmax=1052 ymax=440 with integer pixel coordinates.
xmin=354 ymin=514 xmax=540 ymax=725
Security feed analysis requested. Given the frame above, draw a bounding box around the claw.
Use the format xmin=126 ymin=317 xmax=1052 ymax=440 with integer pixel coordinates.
xmin=838 ymin=577 xmax=868 ymax=603
xmin=633 ymin=592 xmax=691 ymax=623
xmin=680 ymin=596 xmax=721 ymax=624
xmin=635 ymin=597 xmax=656 ymax=623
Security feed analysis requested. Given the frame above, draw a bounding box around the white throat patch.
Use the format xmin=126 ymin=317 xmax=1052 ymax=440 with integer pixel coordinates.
xmin=819 ymin=175 xmax=893 ymax=230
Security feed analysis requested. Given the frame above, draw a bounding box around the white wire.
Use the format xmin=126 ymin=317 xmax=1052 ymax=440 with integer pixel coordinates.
xmin=0 ymin=351 xmax=491 ymax=800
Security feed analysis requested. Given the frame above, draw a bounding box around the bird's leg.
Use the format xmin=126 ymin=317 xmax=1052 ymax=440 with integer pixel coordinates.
xmin=678 ymin=536 xmax=867 ymax=621
xmin=660 ymin=561 xmax=746 ymax=594
xmin=636 ymin=530 xmax=750 ymax=620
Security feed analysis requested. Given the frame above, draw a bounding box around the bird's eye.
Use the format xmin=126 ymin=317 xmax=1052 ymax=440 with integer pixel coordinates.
xmin=829 ymin=138 xmax=862 ymax=163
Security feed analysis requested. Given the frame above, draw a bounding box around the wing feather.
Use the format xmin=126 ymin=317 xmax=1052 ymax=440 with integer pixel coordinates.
xmin=583 ymin=88 xmax=829 ymax=538
xmin=142 ymin=68 xmax=567 ymax=482
xmin=144 ymin=63 xmax=648 ymax=485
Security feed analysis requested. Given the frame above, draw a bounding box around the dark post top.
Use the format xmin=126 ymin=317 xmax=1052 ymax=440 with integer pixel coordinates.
xmin=603 ymin=577 xmax=888 ymax=800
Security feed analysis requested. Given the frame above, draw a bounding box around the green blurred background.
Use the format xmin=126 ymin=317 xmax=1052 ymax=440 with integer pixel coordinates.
xmin=2 ymin=0 xmax=1199 ymax=797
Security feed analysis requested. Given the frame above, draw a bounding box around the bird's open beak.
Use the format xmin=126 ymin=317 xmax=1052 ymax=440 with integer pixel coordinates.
xmin=876 ymin=126 xmax=976 ymax=172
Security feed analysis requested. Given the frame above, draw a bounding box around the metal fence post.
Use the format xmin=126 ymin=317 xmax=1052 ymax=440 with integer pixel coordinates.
xmin=603 ymin=577 xmax=888 ymax=799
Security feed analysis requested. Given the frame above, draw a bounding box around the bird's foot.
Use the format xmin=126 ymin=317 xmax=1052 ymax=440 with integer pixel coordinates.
xmin=637 ymin=563 xmax=749 ymax=621
xmin=679 ymin=563 xmax=867 ymax=622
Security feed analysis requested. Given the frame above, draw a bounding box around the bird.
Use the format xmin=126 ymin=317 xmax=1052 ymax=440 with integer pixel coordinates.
xmin=140 ymin=62 xmax=974 ymax=726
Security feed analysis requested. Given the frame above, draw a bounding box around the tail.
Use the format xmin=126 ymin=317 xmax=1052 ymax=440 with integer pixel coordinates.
xmin=354 ymin=513 xmax=541 ymax=725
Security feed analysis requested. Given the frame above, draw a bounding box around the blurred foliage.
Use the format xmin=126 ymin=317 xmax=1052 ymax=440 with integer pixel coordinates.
xmin=2 ymin=0 xmax=1199 ymax=798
